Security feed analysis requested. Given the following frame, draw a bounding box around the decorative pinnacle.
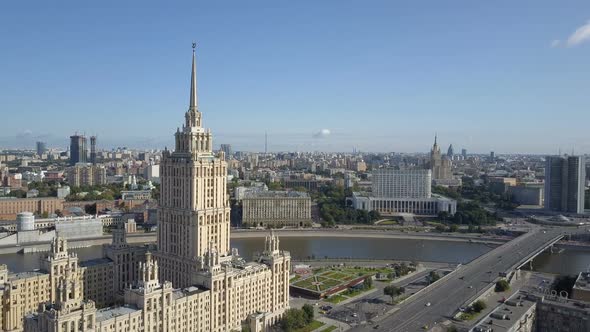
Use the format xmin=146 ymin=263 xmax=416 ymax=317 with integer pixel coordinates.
xmin=192 ymin=42 xmax=196 ymax=50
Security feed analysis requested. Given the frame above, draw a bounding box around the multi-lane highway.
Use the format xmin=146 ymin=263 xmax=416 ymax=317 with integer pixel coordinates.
xmin=351 ymin=226 xmax=568 ymax=331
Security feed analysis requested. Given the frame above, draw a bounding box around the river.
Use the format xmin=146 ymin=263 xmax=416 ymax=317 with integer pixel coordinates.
xmin=0 ymin=237 xmax=587 ymax=276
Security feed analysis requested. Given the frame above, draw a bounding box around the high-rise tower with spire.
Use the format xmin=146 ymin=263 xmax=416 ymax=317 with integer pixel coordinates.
xmin=156 ymin=44 xmax=231 ymax=288
xmin=154 ymin=45 xmax=291 ymax=331
xmin=24 ymin=45 xmax=290 ymax=332
xmin=428 ymin=134 xmax=452 ymax=180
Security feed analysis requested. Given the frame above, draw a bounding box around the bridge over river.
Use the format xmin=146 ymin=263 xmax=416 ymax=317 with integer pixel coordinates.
xmin=350 ymin=226 xmax=573 ymax=332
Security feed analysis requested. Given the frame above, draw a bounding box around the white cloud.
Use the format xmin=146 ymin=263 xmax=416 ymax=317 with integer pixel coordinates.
xmin=312 ymin=129 xmax=331 ymax=139
xmin=550 ymin=39 xmax=561 ymax=48
xmin=566 ymin=20 xmax=590 ymax=47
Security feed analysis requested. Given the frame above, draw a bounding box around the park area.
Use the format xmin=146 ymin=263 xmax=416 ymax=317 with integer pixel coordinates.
xmin=290 ymin=266 xmax=387 ymax=299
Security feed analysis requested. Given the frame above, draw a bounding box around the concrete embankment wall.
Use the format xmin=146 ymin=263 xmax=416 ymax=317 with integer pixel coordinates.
xmin=0 ymin=229 xmax=507 ymax=255
xmin=0 ymin=233 xmax=156 ymax=254
xmin=232 ymin=229 xmax=509 ymax=244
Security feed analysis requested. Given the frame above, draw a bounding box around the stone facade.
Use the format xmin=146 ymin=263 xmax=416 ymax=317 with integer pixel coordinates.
xmin=242 ymin=191 xmax=312 ymax=227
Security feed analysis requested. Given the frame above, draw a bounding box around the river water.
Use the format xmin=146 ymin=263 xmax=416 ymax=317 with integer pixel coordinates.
xmin=0 ymin=237 xmax=587 ymax=276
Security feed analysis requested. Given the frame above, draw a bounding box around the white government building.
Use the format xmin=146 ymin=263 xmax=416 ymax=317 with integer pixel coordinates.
xmin=351 ymin=169 xmax=457 ymax=216
xmin=0 ymin=46 xmax=291 ymax=332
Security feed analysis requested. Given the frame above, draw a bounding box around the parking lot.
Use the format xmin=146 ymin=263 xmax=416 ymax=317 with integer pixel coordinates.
xmin=325 ymin=269 xmax=451 ymax=326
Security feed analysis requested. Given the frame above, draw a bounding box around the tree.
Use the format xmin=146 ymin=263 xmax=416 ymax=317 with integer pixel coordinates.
xmin=8 ymin=189 xmax=26 ymax=198
xmin=301 ymin=304 xmax=314 ymax=324
xmin=279 ymin=308 xmax=308 ymax=331
xmin=472 ymin=300 xmax=486 ymax=313
xmin=428 ymin=271 xmax=441 ymax=284
xmin=552 ymin=275 xmax=577 ymax=298
xmin=364 ymin=277 xmax=373 ymax=289
xmin=85 ymin=203 xmax=97 ymax=215
xmin=495 ymin=279 xmax=510 ymax=292
xmin=449 ymin=224 xmax=459 ymax=233
xmin=435 ymin=224 xmax=447 ymax=232
xmin=241 ymin=321 xmax=251 ymax=332
xmin=384 ymin=285 xmax=404 ymax=304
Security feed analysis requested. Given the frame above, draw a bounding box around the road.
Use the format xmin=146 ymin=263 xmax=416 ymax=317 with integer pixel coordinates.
xmin=350 ymin=226 xmax=567 ymax=331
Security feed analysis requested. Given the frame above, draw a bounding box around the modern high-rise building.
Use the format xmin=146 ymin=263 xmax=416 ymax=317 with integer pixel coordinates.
xmin=490 ymin=151 xmax=495 ymax=162
xmin=90 ymin=136 xmax=97 ymax=164
xmin=35 ymin=141 xmax=46 ymax=156
xmin=447 ymin=144 xmax=454 ymax=157
xmin=69 ymin=134 xmax=87 ymax=165
xmin=220 ymin=143 xmax=232 ymax=160
xmin=544 ymin=155 xmax=586 ymax=214
xmin=461 ymin=148 xmax=467 ymax=158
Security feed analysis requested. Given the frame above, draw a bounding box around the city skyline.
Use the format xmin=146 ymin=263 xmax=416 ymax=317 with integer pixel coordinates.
xmin=1 ymin=1 xmax=590 ymax=153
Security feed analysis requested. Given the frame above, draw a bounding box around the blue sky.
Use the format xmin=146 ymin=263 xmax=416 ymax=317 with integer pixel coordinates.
xmin=0 ymin=1 xmax=589 ymax=154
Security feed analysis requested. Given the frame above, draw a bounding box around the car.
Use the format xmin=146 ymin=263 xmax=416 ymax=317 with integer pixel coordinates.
xmin=459 ymin=307 xmax=467 ymax=312
xmin=469 ymin=285 xmax=474 ymax=289
xmin=352 ymin=313 xmax=358 ymax=317
xmin=425 ymin=302 xmax=431 ymax=307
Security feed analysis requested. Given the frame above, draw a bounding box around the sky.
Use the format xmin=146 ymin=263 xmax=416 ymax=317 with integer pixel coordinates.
xmin=0 ymin=1 xmax=589 ymax=154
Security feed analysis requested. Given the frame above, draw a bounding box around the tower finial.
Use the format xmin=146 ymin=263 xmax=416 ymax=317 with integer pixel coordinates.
xmin=189 ymin=42 xmax=198 ymax=110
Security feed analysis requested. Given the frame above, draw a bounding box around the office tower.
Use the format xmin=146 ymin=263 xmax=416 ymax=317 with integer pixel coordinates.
xmin=35 ymin=141 xmax=47 ymax=156
xmin=461 ymin=148 xmax=467 ymax=158
xmin=490 ymin=151 xmax=495 ymax=162
xmin=220 ymin=143 xmax=232 ymax=160
xmin=447 ymin=144 xmax=454 ymax=157
xmin=372 ymin=169 xmax=432 ymax=199
xmin=90 ymin=136 xmax=97 ymax=164
xmin=545 ymin=155 xmax=586 ymax=214
xmin=265 ymin=131 xmax=268 ymax=154
xmin=69 ymin=134 xmax=87 ymax=165
xmin=429 ymin=135 xmax=452 ymax=180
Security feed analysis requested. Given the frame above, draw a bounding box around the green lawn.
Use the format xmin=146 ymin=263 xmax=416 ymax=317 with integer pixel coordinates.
xmin=291 ymin=320 xmax=325 ymax=332
xmin=325 ymin=294 xmax=348 ymax=304
xmin=325 ymin=286 xmax=374 ymax=303
xmin=345 ymin=285 xmax=374 ymax=298
xmin=378 ymin=220 xmax=399 ymax=225
xmin=323 ymin=326 xmax=338 ymax=332
xmin=458 ymin=312 xmax=479 ymax=321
